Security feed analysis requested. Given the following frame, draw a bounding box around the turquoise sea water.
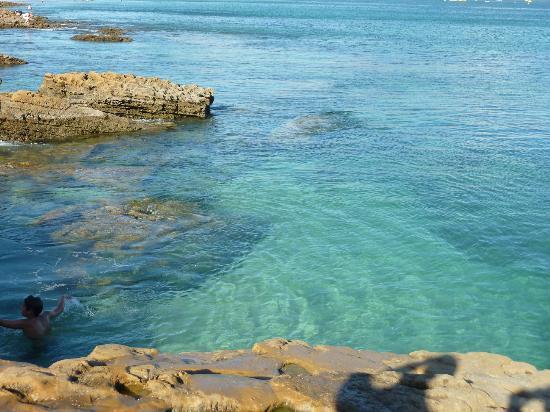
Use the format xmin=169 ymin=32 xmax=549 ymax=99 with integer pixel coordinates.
xmin=1 ymin=0 xmax=549 ymax=369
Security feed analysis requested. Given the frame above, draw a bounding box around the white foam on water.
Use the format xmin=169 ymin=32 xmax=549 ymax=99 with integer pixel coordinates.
xmin=63 ymin=297 xmax=83 ymax=312
xmin=41 ymin=283 xmax=67 ymax=292
xmin=61 ymin=297 xmax=95 ymax=318
xmin=0 ymin=140 xmax=18 ymax=147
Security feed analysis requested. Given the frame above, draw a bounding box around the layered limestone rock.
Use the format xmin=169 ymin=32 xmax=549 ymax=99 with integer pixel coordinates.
xmin=0 ymin=8 xmax=56 ymax=29
xmin=39 ymin=72 xmax=214 ymax=119
xmin=0 ymin=72 xmax=214 ymax=142
xmin=0 ymin=338 xmax=548 ymax=411
xmin=0 ymin=91 xmax=161 ymax=143
xmin=0 ymin=54 xmax=27 ymax=65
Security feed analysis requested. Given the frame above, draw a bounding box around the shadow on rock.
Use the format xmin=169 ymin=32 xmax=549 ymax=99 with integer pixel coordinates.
xmin=336 ymin=355 xmax=457 ymax=412
xmin=509 ymin=388 xmax=550 ymax=412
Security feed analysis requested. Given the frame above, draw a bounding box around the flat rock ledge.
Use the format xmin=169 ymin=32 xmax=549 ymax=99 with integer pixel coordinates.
xmin=0 ymin=71 xmax=214 ymax=143
xmin=0 ymin=53 xmax=27 ymax=65
xmin=0 ymin=339 xmax=548 ymax=411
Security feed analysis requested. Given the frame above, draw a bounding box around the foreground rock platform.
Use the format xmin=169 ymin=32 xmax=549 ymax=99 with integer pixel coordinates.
xmin=0 ymin=71 xmax=214 ymax=142
xmin=0 ymin=338 xmax=547 ymax=411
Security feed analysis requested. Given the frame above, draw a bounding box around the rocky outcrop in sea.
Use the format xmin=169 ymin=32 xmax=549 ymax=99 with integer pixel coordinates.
xmin=0 ymin=338 xmax=547 ymax=411
xmin=40 ymin=72 xmax=214 ymax=119
xmin=0 ymin=54 xmax=27 ymax=65
xmin=71 ymin=27 xmax=133 ymax=43
xmin=0 ymin=72 xmax=214 ymax=143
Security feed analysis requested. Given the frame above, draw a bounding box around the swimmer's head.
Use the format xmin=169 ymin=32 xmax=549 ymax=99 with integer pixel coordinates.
xmin=22 ymin=295 xmax=43 ymax=318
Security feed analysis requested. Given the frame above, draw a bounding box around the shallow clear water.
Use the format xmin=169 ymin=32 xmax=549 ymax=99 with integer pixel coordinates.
xmin=1 ymin=0 xmax=549 ymax=368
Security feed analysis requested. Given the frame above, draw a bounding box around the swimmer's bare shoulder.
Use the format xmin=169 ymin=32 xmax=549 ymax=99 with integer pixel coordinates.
xmin=0 ymin=295 xmax=67 ymax=339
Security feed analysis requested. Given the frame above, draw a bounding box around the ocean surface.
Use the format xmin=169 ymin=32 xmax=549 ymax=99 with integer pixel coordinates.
xmin=0 ymin=0 xmax=549 ymax=369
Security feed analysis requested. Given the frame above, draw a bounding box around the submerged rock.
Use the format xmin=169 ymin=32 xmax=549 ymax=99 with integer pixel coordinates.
xmin=0 ymin=140 xmax=95 ymax=181
xmin=51 ymin=198 xmax=210 ymax=250
xmin=0 ymin=54 xmax=27 ymax=65
xmin=39 ymin=71 xmax=214 ymax=119
xmin=0 ymin=71 xmax=214 ymax=143
xmin=270 ymin=112 xmax=359 ymax=141
xmin=52 ymin=206 xmax=156 ymax=246
xmin=72 ymin=165 xmax=152 ymax=192
xmin=0 ymin=339 xmax=547 ymax=411
xmin=72 ymin=27 xmax=133 ymax=43
xmin=123 ymin=197 xmax=196 ymax=221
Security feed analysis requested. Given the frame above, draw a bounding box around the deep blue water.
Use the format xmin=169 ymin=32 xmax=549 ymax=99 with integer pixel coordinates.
xmin=0 ymin=0 xmax=549 ymax=369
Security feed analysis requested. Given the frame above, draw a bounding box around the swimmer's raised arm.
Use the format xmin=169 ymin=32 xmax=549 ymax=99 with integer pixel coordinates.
xmin=0 ymin=318 xmax=28 ymax=330
xmin=46 ymin=295 xmax=67 ymax=320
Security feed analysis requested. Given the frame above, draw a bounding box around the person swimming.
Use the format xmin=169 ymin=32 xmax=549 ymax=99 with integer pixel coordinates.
xmin=0 ymin=295 xmax=66 ymax=339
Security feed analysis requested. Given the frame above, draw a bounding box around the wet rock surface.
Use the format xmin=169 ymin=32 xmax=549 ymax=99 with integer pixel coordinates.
xmin=72 ymin=27 xmax=133 ymax=43
xmin=51 ymin=198 xmax=211 ymax=250
xmin=0 ymin=338 xmax=548 ymax=411
xmin=0 ymin=71 xmax=214 ymax=142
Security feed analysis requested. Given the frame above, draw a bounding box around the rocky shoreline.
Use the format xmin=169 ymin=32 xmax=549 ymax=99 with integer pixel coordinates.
xmin=0 ymin=71 xmax=214 ymax=143
xmin=0 ymin=338 xmax=547 ymax=411
xmin=0 ymin=8 xmax=57 ymax=29
xmin=0 ymin=2 xmax=129 ymax=37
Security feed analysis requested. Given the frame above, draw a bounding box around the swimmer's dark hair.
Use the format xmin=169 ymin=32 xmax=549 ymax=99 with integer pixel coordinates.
xmin=24 ymin=295 xmax=43 ymax=316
